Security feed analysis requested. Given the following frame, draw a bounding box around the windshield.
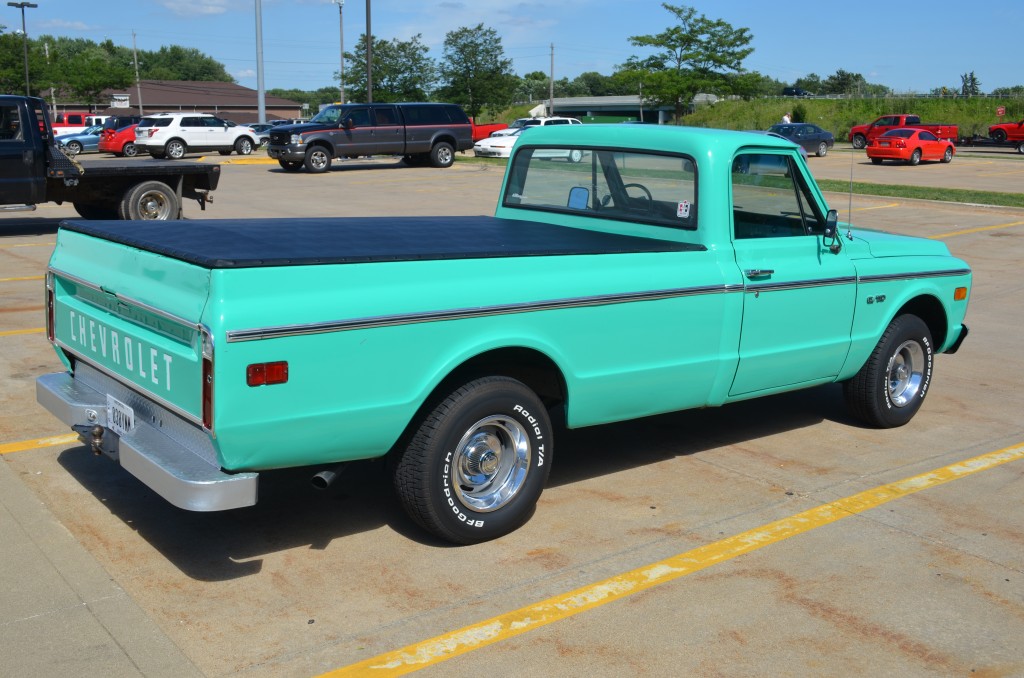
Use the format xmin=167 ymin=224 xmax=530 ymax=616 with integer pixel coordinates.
xmin=311 ymin=106 xmax=342 ymax=124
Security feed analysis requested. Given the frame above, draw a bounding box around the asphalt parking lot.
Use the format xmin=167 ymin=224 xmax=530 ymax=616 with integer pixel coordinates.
xmin=2 ymin=151 xmax=1022 ymax=677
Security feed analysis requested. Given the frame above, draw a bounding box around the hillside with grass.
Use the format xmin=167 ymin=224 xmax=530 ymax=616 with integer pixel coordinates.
xmin=682 ymin=97 xmax=1024 ymax=140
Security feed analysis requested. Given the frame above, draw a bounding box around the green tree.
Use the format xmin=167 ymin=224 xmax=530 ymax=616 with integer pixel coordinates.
xmin=991 ymin=85 xmax=1024 ymax=97
xmin=625 ymin=3 xmax=754 ymax=122
xmin=960 ymin=71 xmax=981 ymax=97
xmin=793 ymin=73 xmax=823 ymax=94
xmin=268 ymin=87 xmax=339 ymax=110
xmin=343 ymin=33 xmax=437 ymax=102
xmin=437 ymin=24 xmax=517 ymax=118
xmin=141 ymin=45 xmax=233 ymax=82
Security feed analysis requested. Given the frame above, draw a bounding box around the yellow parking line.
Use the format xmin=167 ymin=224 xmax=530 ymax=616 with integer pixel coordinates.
xmin=322 ymin=442 xmax=1024 ymax=677
xmin=0 ymin=328 xmax=45 ymax=337
xmin=0 ymin=433 xmax=79 ymax=456
xmin=0 ymin=242 xmax=54 ymax=249
xmin=0 ymin=275 xmax=44 ymax=283
xmin=837 ymin=201 xmax=900 ymax=214
xmin=930 ymin=220 xmax=1024 ymax=239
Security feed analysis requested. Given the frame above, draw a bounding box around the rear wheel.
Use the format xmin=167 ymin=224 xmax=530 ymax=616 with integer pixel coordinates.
xmin=816 ymin=141 xmax=829 ymax=157
xmin=66 ymin=141 xmax=83 ymax=155
xmin=568 ymin=149 xmax=584 ymax=163
xmin=908 ymin=148 xmax=922 ymax=166
xmin=851 ymin=134 xmax=867 ymax=149
xmin=122 ymin=142 xmax=138 ymax=157
xmin=165 ymin=139 xmax=187 ymax=159
xmin=871 ymin=157 xmax=883 ymax=165
xmin=120 ymin=181 xmax=179 ymax=220
xmin=393 ymin=376 xmax=553 ymax=544
xmin=304 ymin=146 xmax=331 ymax=173
xmin=430 ymin=141 xmax=455 ymax=168
xmin=843 ymin=314 xmax=933 ymax=428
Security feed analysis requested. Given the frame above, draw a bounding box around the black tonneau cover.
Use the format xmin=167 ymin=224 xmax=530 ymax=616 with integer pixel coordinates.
xmin=61 ymin=216 xmax=700 ymax=269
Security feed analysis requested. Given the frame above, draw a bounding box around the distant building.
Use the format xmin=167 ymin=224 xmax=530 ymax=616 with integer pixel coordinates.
xmin=53 ymin=81 xmax=305 ymax=123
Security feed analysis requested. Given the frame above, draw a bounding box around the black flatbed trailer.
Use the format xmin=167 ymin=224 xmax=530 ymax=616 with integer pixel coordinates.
xmin=1 ymin=95 xmax=219 ymax=220
xmin=956 ymin=135 xmax=1024 ymax=153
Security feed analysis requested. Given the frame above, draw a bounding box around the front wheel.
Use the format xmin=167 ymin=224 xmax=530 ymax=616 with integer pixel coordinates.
xmin=430 ymin=141 xmax=455 ymax=168
xmin=991 ymin=129 xmax=1007 ymax=143
xmin=941 ymin=146 xmax=953 ymax=163
xmin=851 ymin=134 xmax=867 ymax=149
xmin=235 ymin=137 xmax=254 ymax=155
xmin=816 ymin=141 xmax=829 ymax=157
xmin=568 ymin=149 xmax=584 ymax=163
xmin=304 ymin=146 xmax=331 ymax=173
xmin=393 ymin=376 xmax=553 ymax=544
xmin=843 ymin=314 xmax=934 ymax=428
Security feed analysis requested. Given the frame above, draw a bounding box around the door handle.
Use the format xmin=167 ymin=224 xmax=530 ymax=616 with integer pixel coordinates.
xmin=744 ymin=268 xmax=774 ymax=278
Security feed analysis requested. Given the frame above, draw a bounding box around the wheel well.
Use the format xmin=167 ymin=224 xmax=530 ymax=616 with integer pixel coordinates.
xmin=441 ymin=347 xmax=566 ymax=409
xmin=432 ymin=135 xmax=457 ymax=150
xmin=308 ymin=140 xmax=334 ymax=157
xmin=897 ymin=295 xmax=948 ymax=347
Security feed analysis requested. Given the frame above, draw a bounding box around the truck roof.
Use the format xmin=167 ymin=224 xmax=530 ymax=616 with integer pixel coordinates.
xmin=60 ymin=216 xmax=699 ymax=269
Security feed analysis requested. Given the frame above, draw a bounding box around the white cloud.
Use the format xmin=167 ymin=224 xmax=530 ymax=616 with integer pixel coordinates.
xmin=160 ymin=0 xmax=230 ymax=17
xmin=38 ymin=19 xmax=91 ymax=31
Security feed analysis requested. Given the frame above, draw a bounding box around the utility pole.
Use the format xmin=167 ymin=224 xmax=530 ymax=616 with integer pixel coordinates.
xmin=332 ymin=0 xmax=345 ymax=103
xmin=548 ymin=43 xmax=554 ymax=117
xmin=254 ymin=0 xmax=266 ymax=122
xmin=365 ymin=0 xmax=373 ymax=103
xmin=132 ymin=31 xmax=144 ymax=114
xmin=8 ymin=2 xmax=38 ymax=96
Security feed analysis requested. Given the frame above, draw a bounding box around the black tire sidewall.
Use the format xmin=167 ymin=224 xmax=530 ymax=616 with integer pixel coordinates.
xmin=869 ymin=316 xmax=934 ymax=427
xmin=399 ymin=378 xmax=552 ymax=543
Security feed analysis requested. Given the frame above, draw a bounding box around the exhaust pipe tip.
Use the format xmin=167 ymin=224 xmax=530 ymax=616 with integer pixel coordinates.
xmin=311 ymin=466 xmax=344 ymax=490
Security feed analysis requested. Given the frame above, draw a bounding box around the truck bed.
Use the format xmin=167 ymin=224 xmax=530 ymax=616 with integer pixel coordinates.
xmin=73 ymin=158 xmax=216 ymax=178
xmin=60 ymin=216 xmax=701 ymax=268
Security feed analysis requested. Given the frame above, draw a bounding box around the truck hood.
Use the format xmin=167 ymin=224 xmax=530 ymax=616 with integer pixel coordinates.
xmin=847 ymin=227 xmax=950 ymax=258
xmin=274 ymin=122 xmax=332 ymax=135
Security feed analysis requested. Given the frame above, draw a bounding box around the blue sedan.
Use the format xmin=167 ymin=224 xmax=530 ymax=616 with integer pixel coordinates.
xmin=56 ymin=124 xmax=104 ymax=156
xmin=767 ymin=123 xmax=835 ymax=157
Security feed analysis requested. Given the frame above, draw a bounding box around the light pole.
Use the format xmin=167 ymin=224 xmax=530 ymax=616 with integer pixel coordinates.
xmin=332 ymin=0 xmax=345 ymax=104
xmin=8 ymin=2 xmax=38 ymax=96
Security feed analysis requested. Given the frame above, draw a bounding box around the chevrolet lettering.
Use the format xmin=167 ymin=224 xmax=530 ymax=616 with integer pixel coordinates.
xmin=37 ymin=125 xmax=971 ymax=544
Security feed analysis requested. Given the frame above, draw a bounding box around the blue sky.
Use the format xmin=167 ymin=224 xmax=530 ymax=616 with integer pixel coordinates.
xmin=8 ymin=0 xmax=1022 ymax=94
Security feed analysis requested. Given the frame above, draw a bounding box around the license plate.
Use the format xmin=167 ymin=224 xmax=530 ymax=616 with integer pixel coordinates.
xmin=106 ymin=394 xmax=135 ymax=437
xmin=880 ymin=142 xmax=890 ymax=147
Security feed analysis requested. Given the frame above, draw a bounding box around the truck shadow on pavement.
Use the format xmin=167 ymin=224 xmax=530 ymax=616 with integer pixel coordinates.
xmin=55 ymin=383 xmax=853 ymax=580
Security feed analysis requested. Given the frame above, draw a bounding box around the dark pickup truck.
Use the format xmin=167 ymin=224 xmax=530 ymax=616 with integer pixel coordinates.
xmin=1 ymin=95 xmax=219 ymax=220
xmin=266 ymin=102 xmax=473 ymax=173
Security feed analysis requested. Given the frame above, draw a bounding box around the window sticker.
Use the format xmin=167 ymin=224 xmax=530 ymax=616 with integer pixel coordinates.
xmin=677 ymin=200 xmax=691 ymax=219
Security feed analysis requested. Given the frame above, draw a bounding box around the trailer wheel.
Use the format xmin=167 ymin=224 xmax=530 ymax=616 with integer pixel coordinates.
xmin=393 ymin=376 xmax=553 ymax=544
xmin=843 ymin=314 xmax=933 ymax=428
xmin=120 ymin=181 xmax=179 ymax=220
xmin=991 ymin=129 xmax=1007 ymax=143
xmin=73 ymin=202 xmax=118 ymax=220
xmin=429 ymin=141 xmax=455 ymax=168
xmin=1017 ymin=143 xmax=1024 ymax=155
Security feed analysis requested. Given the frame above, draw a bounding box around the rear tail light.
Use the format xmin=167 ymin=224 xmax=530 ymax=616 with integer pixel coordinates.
xmin=45 ymin=272 xmax=54 ymax=343
xmin=201 ymin=328 xmax=214 ymax=431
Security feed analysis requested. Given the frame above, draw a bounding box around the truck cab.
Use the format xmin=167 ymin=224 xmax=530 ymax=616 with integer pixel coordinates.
xmin=0 ymin=96 xmax=54 ymax=207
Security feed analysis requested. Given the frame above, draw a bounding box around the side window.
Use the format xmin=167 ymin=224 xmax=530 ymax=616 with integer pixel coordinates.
xmin=731 ymin=153 xmax=823 ymax=239
xmin=205 ymin=117 xmax=227 ymax=127
xmin=346 ymin=108 xmax=371 ymax=126
xmin=373 ymin=107 xmax=397 ymax=125
xmin=919 ymin=131 xmax=938 ymax=141
xmin=0 ymin=104 xmax=24 ymax=141
xmin=181 ymin=117 xmax=202 ymax=128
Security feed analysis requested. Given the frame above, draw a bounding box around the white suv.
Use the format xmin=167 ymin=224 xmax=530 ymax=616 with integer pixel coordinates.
xmin=135 ymin=112 xmax=258 ymax=159
xmin=490 ymin=116 xmax=582 ymax=137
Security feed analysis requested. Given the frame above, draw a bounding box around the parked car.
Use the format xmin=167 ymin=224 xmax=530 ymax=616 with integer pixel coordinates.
xmin=134 ymin=112 xmax=258 ymax=159
xmin=490 ymin=116 xmax=582 ymax=137
xmin=744 ymin=130 xmax=808 ymax=159
xmin=866 ymin=129 xmax=955 ymax=165
xmin=767 ymin=123 xmax=834 ymax=157
xmin=988 ymin=118 xmax=1024 ymax=146
xmin=247 ymin=122 xmax=273 ymax=147
xmin=474 ymin=127 xmax=586 ymax=162
xmin=56 ymin=124 xmax=103 ymax=155
xmin=782 ymin=87 xmax=813 ymax=97
xmin=101 ymin=115 xmax=142 ymax=133
xmin=98 ymin=124 xmax=139 ymax=157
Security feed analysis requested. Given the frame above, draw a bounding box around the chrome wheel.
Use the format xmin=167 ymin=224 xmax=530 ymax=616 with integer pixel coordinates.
xmin=166 ymin=140 xmax=186 ymax=159
xmin=887 ymin=340 xmax=925 ymax=408
xmin=452 ymin=415 xmax=531 ymax=512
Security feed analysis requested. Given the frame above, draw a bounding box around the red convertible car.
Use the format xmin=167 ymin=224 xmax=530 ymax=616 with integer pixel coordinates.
xmin=866 ymin=128 xmax=955 ymax=165
xmin=989 ymin=118 xmax=1024 ymax=151
xmin=98 ymin=124 xmax=139 ymax=157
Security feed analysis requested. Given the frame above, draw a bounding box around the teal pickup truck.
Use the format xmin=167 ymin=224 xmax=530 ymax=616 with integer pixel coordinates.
xmin=36 ymin=125 xmax=971 ymax=544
